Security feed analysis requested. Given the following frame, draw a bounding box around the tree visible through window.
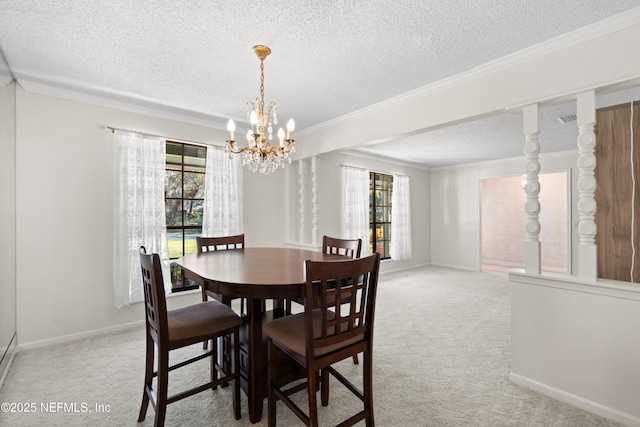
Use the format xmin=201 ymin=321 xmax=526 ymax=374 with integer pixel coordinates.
xmin=369 ymin=172 xmax=393 ymax=259
xmin=165 ymin=141 xmax=207 ymax=291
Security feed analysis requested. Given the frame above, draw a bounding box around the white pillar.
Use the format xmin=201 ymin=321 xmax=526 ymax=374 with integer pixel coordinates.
xmin=285 ymin=157 xmax=291 ymax=243
xmin=576 ymin=90 xmax=598 ymax=280
xmin=523 ymin=104 xmax=541 ymax=274
xmin=311 ymin=156 xmax=319 ymax=246
xmin=298 ymin=159 xmax=306 ymax=244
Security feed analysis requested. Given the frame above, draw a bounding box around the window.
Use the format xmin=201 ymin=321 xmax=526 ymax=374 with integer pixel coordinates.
xmin=165 ymin=141 xmax=207 ymax=291
xmin=369 ymin=172 xmax=393 ymax=259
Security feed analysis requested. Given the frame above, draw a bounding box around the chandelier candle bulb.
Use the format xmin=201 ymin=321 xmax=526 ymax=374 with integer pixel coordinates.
xmin=227 ymin=119 xmax=236 ymax=141
xmin=287 ymin=118 xmax=295 ymax=140
xmin=250 ymin=111 xmax=259 ymax=135
xmin=278 ymin=128 xmax=285 ymax=147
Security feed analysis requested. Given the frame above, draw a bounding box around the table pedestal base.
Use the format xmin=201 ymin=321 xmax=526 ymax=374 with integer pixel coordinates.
xmin=224 ymin=300 xmax=303 ymax=423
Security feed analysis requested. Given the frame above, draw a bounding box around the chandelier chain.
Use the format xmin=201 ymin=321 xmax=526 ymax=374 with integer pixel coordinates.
xmin=260 ymin=59 xmax=265 ymax=115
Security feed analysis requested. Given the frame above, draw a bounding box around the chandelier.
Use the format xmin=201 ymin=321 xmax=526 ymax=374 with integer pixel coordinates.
xmin=225 ymin=45 xmax=295 ymax=174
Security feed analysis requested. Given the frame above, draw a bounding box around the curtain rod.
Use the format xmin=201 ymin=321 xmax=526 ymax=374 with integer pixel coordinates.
xmin=105 ymin=125 xmax=223 ymax=149
xmin=341 ymin=164 xmax=409 ymax=178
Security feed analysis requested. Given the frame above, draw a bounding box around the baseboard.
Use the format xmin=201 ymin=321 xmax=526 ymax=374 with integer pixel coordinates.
xmin=430 ymin=262 xmax=478 ymax=272
xmin=0 ymin=333 xmax=17 ymax=392
xmin=379 ymin=261 xmax=431 ymax=275
xmin=482 ymin=259 xmax=567 ymax=274
xmin=509 ymin=372 xmax=640 ymax=427
xmin=16 ymin=320 xmax=144 ymax=352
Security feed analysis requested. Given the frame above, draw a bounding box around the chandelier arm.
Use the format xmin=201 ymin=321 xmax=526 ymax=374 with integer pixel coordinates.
xmin=265 ymin=102 xmax=276 ymax=122
xmin=226 ymin=145 xmax=249 ymax=155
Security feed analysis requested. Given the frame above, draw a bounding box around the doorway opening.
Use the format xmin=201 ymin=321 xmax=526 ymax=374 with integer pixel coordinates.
xmin=480 ymin=171 xmax=569 ymax=276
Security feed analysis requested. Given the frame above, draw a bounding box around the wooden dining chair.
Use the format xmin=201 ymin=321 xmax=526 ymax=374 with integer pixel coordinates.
xmin=197 ymin=234 xmax=245 ymax=349
xmin=322 ymin=235 xmax=363 ymax=364
xmin=138 ymin=246 xmax=241 ymax=426
xmin=264 ymin=252 xmax=381 ymax=427
xmin=288 ymin=236 xmax=362 ymax=314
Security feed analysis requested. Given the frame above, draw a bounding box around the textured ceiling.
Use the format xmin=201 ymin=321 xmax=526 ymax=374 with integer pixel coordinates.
xmin=1 ymin=1 xmax=640 ymax=167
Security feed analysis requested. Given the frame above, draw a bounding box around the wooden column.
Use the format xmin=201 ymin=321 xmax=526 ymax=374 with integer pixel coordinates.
xmin=523 ymin=104 xmax=541 ymax=274
xmin=577 ymin=91 xmax=598 ymax=280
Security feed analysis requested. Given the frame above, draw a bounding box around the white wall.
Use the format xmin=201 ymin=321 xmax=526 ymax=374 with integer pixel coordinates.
xmin=13 ymin=87 xmax=289 ymax=347
xmin=0 ymin=81 xmax=17 ymax=376
xmin=243 ymin=170 xmax=288 ymax=248
xmin=509 ymin=273 xmax=640 ymax=424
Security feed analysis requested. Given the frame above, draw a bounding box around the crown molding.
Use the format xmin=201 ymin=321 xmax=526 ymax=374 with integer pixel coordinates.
xmin=299 ymin=7 xmax=640 ymax=137
xmin=15 ymin=74 xmax=233 ymax=130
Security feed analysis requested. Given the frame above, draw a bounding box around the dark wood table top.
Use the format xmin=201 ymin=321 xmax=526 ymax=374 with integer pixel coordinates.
xmin=177 ymin=247 xmax=348 ymax=299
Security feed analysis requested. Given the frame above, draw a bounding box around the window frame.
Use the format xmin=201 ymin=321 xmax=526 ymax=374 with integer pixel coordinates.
xmin=165 ymin=140 xmax=207 ymax=292
xmin=369 ymin=172 xmax=393 ymax=260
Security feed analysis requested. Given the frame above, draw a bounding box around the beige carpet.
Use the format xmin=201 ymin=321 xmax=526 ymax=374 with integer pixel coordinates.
xmin=0 ymin=266 xmax=621 ymax=426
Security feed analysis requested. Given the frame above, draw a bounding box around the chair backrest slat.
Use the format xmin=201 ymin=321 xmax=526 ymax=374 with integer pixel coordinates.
xmin=197 ymin=234 xmax=245 ymax=253
xmin=139 ymin=246 xmax=168 ymax=343
xmin=322 ymin=236 xmax=362 ymax=259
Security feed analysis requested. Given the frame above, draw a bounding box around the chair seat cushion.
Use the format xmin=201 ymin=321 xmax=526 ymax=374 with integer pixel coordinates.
xmin=264 ymin=309 xmax=363 ymax=357
xmin=168 ymin=300 xmax=241 ymax=346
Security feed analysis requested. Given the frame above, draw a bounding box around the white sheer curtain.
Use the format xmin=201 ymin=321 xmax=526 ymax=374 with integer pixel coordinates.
xmin=391 ymin=174 xmax=412 ymax=260
xmin=113 ymin=130 xmax=170 ymax=308
xmin=202 ymin=148 xmax=243 ymax=236
xmin=343 ymin=166 xmax=370 ymax=247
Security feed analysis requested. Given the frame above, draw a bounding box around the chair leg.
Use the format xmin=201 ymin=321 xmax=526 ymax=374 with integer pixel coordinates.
xmin=321 ymin=368 xmax=329 ymax=406
xmin=137 ymin=334 xmax=154 ymax=422
xmin=202 ymin=286 xmax=209 ymax=350
xmin=352 ymin=353 xmax=359 ymax=364
xmin=363 ymin=350 xmax=374 ymax=427
xmin=307 ymin=366 xmax=319 ymax=427
xmin=155 ymin=348 xmax=170 ymax=427
xmin=210 ymin=337 xmax=218 ymax=389
xmin=268 ymin=339 xmax=277 ymax=427
xmin=233 ymin=329 xmax=241 ymax=420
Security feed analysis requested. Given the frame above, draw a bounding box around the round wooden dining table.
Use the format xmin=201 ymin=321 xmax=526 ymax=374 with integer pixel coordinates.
xmin=176 ymin=247 xmax=347 ymax=423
